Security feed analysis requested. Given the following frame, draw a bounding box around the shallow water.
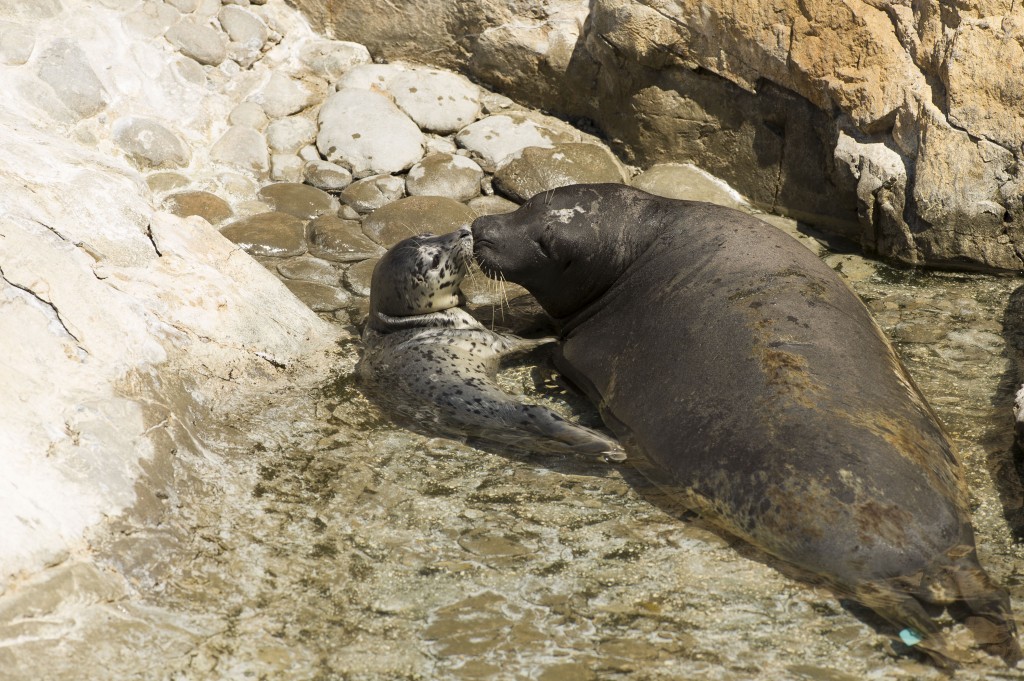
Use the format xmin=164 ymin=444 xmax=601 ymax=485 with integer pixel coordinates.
xmin=18 ymin=234 xmax=1021 ymax=680
xmin=82 ymin=246 xmax=1023 ymax=681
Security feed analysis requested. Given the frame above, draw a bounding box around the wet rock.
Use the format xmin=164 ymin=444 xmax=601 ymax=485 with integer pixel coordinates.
xmin=218 ymin=5 xmax=266 ymax=48
xmin=335 ymin=62 xmax=406 ymax=92
xmin=276 ymin=255 xmax=344 ymax=287
xmin=298 ymin=38 xmax=371 ymax=80
xmin=388 ymin=67 xmax=481 ymax=134
xmin=316 ymin=88 xmax=425 ymax=177
xmin=344 ymin=257 xmax=378 ymax=297
xmin=339 ymin=174 xmax=406 ymax=213
xmin=362 ymin=196 xmax=475 ymax=247
xmin=228 ymin=101 xmax=268 ymax=130
xmin=112 ymin=117 xmax=190 ymax=170
xmin=36 ymin=39 xmax=107 ymax=120
xmin=406 ymin=153 xmax=483 ymax=202
xmin=146 ymin=172 xmax=190 ymax=195
xmin=220 ymin=211 xmax=307 ymax=257
xmin=493 ymin=143 xmax=628 ymax=202
xmin=283 ymin=280 xmax=351 ymax=312
xmin=258 ymin=182 xmax=339 ymax=219
xmin=249 ymin=72 xmax=313 ymax=119
xmin=0 ymin=21 xmax=34 ymax=65
xmin=308 ymin=214 xmax=384 ymax=263
xmin=467 ymin=195 xmax=520 ymax=216
xmin=165 ymin=19 xmax=226 ymax=66
xmin=210 ymin=125 xmax=269 ymax=173
xmin=632 ymin=163 xmax=745 ymax=208
xmin=303 ymin=159 xmax=353 ymax=192
xmin=891 ymin=322 xmax=947 ymax=345
xmin=123 ymin=1 xmax=179 ymax=38
xmin=455 ymin=112 xmax=578 ymax=170
xmin=161 ymin=191 xmax=234 ymax=226
xmin=266 ymin=116 xmax=317 ymax=153
xmin=270 ymin=154 xmax=303 ymax=182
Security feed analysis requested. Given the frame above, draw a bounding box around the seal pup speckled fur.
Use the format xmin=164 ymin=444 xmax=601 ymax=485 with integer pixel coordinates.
xmin=357 ymin=227 xmax=625 ymax=461
xmin=472 ymin=184 xmax=1020 ymax=668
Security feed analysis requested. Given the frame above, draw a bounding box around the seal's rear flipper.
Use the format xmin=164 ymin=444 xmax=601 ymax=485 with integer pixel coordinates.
xmin=949 ymin=557 xmax=1022 ymax=665
xmin=862 ymin=553 xmax=1021 ymax=668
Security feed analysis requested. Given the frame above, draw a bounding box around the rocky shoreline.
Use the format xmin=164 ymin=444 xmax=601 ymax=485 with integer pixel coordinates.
xmin=1 ymin=0 xmax=1023 ymax=679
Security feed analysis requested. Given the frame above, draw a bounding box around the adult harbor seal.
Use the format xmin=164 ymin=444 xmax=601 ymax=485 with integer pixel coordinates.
xmin=356 ymin=227 xmax=625 ymax=461
xmin=472 ymin=184 xmax=1021 ymax=667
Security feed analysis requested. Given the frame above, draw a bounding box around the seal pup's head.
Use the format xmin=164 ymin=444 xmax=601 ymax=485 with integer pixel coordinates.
xmin=368 ymin=227 xmax=473 ymax=332
xmin=472 ymin=184 xmax=660 ymax=321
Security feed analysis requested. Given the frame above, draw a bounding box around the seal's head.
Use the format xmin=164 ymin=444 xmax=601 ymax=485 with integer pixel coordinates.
xmin=472 ymin=184 xmax=660 ymax=321
xmin=368 ymin=227 xmax=473 ymax=332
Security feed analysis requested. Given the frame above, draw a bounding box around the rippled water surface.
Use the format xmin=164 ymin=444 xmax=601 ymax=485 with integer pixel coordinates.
xmin=72 ymin=236 xmax=1024 ymax=681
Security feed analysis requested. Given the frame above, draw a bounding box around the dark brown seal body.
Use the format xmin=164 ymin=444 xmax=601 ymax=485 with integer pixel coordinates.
xmin=472 ymin=184 xmax=1020 ymax=667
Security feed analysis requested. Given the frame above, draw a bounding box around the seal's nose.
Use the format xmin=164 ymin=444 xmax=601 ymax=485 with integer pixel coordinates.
xmin=457 ymin=226 xmax=472 ymax=239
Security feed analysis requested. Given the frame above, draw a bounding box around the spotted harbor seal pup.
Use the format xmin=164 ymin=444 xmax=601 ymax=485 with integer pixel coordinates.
xmin=356 ymin=227 xmax=625 ymax=461
xmin=472 ymin=184 xmax=1020 ymax=667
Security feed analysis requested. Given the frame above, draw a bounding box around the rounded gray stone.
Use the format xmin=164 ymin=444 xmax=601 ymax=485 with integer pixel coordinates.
xmin=303 ymin=160 xmax=353 ymax=192
xmin=161 ymin=190 xmax=234 ymax=226
xmin=165 ymin=19 xmax=226 ymax=66
xmin=146 ymin=172 xmax=190 ymax=195
xmin=493 ymin=143 xmax=629 ymax=202
xmin=123 ymin=1 xmax=179 ymax=38
xmin=270 ymin=154 xmax=304 ymax=183
xmin=406 ymin=153 xmax=484 ymax=202
xmin=467 ymin=195 xmax=520 ymax=217
xmin=249 ymin=72 xmax=313 ymax=119
xmin=455 ymin=112 xmax=578 ymax=170
xmin=220 ymin=211 xmax=307 ymax=257
xmin=344 ymin=257 xmax=377 ymax=297
xmin=334 ymin=63 xmax=406 ymax=92
xmin=298 ymin=38 xmax=371 ymax=81
xmin=362 ymin=196 xmax=476 ymax=247
xmin=308 ymin=214 xmax=385 ymax=263
xmin=210 ymin=125 xmax=269 ymax=173
xmin=257 ymin=182 xmax=339 ymax=219
xmin=276 ymin=255 xmax=345 ymax=286
xmin=113 ymin=117 xmax=190 ymax=169
xmin=388 ymin=68 xmax=481 ymax=134
xmin=283 ymin=279 xmax=351 ymax=312
xmin=630 ymin=162 xmax=746 ymax=208
xmin=228 ymin=101 xmax=268 ymax=130
xmin=218 ymin=5 xmax=266 ymax=48
xmin=338 ymin=174 xmax=405 ymax=213
xmin=36 ymin=39 xmax=107 ymax=120
xmin=316 ymin=88 xmax=424 ymax=177
xmin=0 ymin=21 xmax=34 ymax=65
xmin=266 ymin=116 xmax=317 ymax=153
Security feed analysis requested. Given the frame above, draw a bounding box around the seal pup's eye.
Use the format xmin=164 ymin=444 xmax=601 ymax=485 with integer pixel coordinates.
xmin=430 ymin=253 xmax=442 ymax=269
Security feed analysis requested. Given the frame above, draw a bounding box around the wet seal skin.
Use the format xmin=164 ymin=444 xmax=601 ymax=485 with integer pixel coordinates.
xmin=472 ymin=184 xmax=1022 ymax=669
xmin=356 ymin=227 xmax=625 ymax=462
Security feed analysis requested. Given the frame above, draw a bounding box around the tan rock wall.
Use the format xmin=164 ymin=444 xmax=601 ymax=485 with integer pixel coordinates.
xmin=300 ymin=0 xmax=1024 ymax=271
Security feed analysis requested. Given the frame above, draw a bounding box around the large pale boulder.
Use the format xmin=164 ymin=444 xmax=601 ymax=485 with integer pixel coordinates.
xmin=297 ymin=0 xmax=1024 ymax=271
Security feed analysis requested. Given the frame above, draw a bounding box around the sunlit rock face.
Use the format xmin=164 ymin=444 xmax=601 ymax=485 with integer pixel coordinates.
xmin=299 ymin=0 xmax=1024 ymax=272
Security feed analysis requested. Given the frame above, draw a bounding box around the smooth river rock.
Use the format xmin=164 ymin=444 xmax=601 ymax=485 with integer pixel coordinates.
xmin=307 ymin=214 xmax=384 ymax=262
xmin=257 ymin=182 xmax=339 ymax=219
xmin=406 ymin=153 xmax=484 ymax=202
xmin=112 ymin=117 xmax=190 ymax=170
xmin=339 ymin=174 xmax=406 ymax=213
xmin=388 ymin=67 xmax=482 ymax=134
xmin=220 ymin=211 xmax=308 ymax=257
xmin=492 ymin=142 xmax=628 ymax=202
xmin=316 ymin=88 xmax=425 ymax=176
xmin=361 ymin=196 xmax=475 ymax=247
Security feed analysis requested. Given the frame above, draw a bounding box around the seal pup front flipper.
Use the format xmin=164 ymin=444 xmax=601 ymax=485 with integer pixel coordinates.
xmin=357 ymin=228 xmax=625 ymax=462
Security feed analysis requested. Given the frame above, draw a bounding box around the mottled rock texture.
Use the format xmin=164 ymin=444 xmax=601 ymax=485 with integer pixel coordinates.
xmin=297 ymin=0 xmax=1024 ymax=271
